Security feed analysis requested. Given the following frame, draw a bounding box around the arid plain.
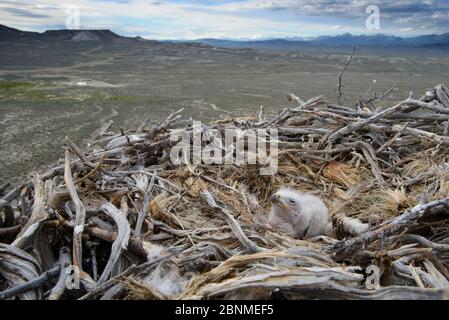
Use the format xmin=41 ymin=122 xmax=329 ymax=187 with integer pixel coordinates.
xmin=1 ymin=39 xmax=449 ymax=185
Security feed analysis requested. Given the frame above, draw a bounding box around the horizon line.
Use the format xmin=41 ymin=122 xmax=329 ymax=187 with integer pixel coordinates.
xmin=2 ymin=24 xmax=448 ymax=42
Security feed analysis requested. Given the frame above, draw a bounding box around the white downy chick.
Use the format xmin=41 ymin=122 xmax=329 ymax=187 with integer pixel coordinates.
xmin=268 ymin=187 xmax=329 ymax=239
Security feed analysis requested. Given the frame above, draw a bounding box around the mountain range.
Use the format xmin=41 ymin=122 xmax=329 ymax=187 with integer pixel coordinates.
xmin=1 ymin=24 xmax=448 ymax=50
xmin=190 ymin=33 xmax=449 ymax=50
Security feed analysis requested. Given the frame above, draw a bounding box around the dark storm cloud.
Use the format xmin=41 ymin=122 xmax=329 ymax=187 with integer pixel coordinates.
xmin=264 ymin=1 xmax=441 ymax=14
xmin=256 ymin=0 xmax=449 ymax=31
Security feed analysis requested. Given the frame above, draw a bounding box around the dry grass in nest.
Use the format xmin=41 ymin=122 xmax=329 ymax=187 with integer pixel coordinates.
xmin=329 ymin=186 xmax=415 ymax=223
xmin=323 ymin=162 xmax=363 ymax=188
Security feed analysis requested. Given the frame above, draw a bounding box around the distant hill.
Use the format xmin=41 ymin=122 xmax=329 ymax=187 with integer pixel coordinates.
xmin=310 ymin=33 xmax=403 ymax=46
xmin=2 ymin=24 xmax=448 ymax=50
xmin=0 ymin=24 xmax=146 ymax=44
xmin=0 ymin=24 xmax=40 ymax=40
xmin=191 ymin=33 xmax=449 ymax=50
xmin=41 ymin=29 xmax=122 ymax=42
xmin=184 ymin=38 xmax=309 ymax=50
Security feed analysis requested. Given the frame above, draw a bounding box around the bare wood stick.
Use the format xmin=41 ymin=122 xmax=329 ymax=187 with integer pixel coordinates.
xmin=327 ymin=99 xmax=408 ymax=143
xmin=362 ymin=85 xmax=398 ymax=107
xmin=48 ymin=247 xmax=72 ymax=300
xmin=0 ymin=266 xmax=60 ymax=300
xmin=287 ymin=93 xmax=305 ymax=107
xmin=146 ymin=108 xmax=184 ymax=140
xmin=377 ymin=123 xmax=409 ymax=153
xmin=64 ymin=148 xmax=87 ymax=271
xmin=201 ymin=191 xmax=264 ymax=253
xmin=330 ymin=198 xmax=449 ymax=259
xmin=396 ymin=125 xmax=449 ymax=146
xmin=59 ymin=217 xmax=149 ymax=260
xmin=436 ymin=84 xmax=449 ymax=108
xmin=12 ymin=176 xmax=53 ymax=249
xmin=337 ymin=47 xmax=356 ymax=105
xmin=75 ymin=155 xmax=106 ymax=185
xmin=134 ymin=172 xmax=156 ymax=239
xmin=97 ymin=203 xmax=131 ymax=285
xmin=404 ymin=98 xmax=449 ymax=114
xmin=89 ymin=226 xmax=148 ymax=260
xmin=66 ymin=137 xmax=96 ymax=168
xmin=200 ymin=174 xmax=252 ymax=216
xmin=78 ymin=265 xmax=137 ymax=300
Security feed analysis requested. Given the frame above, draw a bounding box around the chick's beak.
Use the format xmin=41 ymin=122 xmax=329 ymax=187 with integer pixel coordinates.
xmin=271 ymin=194 xmax=290 ymax=211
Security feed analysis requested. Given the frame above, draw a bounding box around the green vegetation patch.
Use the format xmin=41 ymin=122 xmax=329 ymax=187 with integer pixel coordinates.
xmin=0 ymin=81 xmax=37 ymax=91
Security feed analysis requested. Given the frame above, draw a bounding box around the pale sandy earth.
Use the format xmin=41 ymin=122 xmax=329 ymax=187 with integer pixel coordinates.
xmin=1 ymin=40 xmax=449 ymax=185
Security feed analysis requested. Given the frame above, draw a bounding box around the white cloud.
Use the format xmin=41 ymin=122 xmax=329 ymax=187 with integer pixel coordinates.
xmin=394 ymin=17 xmax=413 ymax=24
xmin=0 ymin=0 xmax=353 ymax=39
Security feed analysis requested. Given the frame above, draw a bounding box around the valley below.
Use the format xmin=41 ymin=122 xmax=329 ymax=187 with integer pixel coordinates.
xmin=1 ymin=38 xmax=449 ymax=186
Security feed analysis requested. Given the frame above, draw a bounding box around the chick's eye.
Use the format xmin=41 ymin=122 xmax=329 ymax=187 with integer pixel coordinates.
xmin=288 ymin=199 xmax=296 ymax=204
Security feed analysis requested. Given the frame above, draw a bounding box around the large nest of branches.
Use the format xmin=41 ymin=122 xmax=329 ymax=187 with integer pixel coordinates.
xmin=1 ymin=84 xmax=449 ymax=300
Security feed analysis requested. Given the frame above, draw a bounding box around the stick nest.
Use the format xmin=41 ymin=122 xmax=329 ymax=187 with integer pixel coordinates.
xmin=2 ymin=84 xmax=449 ymax=300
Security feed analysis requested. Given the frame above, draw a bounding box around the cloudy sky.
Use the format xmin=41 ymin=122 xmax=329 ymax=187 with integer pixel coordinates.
xmin=1 ymin=0 xmax=448 ymax=39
